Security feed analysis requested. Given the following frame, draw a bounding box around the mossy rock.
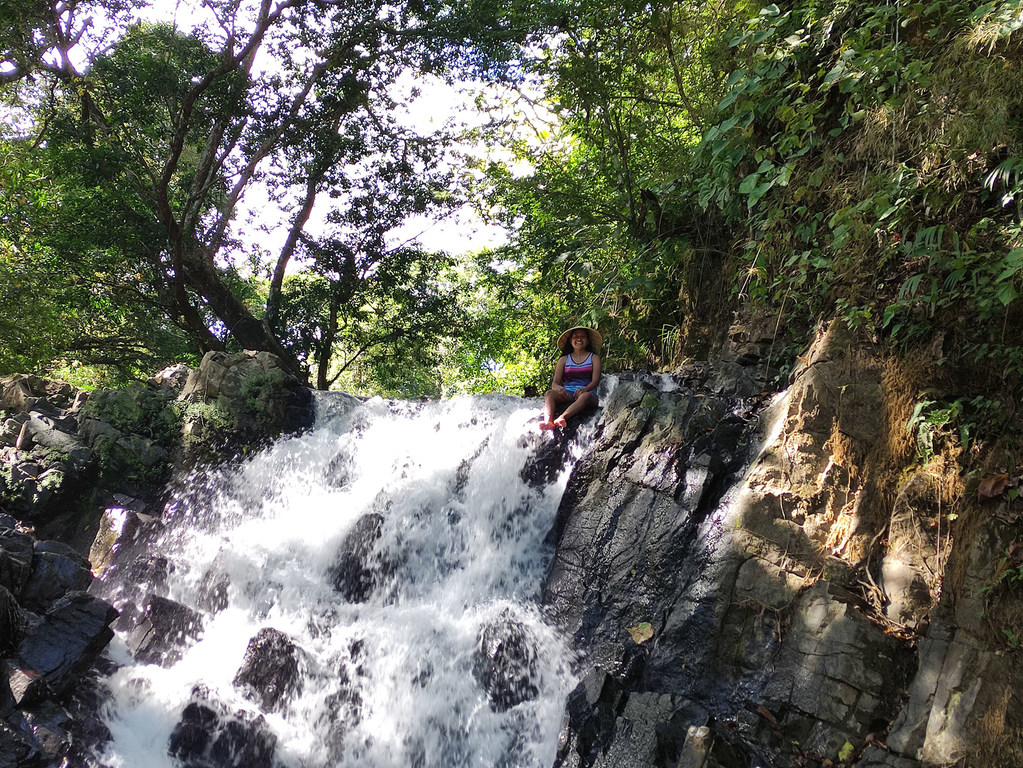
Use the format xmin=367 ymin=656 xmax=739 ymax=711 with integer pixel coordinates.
xmin=91 ymin=432 xmax=170 ymax=487
xmin=81 ymin=384 xmax=181 ymax=447
xmin=178 ymin=351 xmax=314 ymax=462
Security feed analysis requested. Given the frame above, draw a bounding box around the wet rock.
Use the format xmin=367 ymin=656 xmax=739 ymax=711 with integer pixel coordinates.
xmin=0 ymin=720 xmax=37 ymax=768
xmin=208 ymin=711 xmax=277 ymax=768
xmin=124 ymin=555 xmax=173 ymax=597
xmin=88 ymin=502 xmax=163 ymax=586
xmin=6 ymin=662 xmax=51 ymax=707
xmin=125 ymin=595 xmax=204 ymax=667
xmin=543 ymin=380 xmax=747 ymax=652
xmin=16 ymin=591 xmax=118 ymax=696
xmin=474 ymin=613 xmax=539 ymax=711
xmin=168 ymin=687 xmax=277 ymax=768
xmin=581 ymin=693 xmax=713 ymax=768
xmin=329 ymin=513 xmax=387 ymax=602
xmin=555 ymin=664 xmax=713 ymax=768
xmin=169 ymin=699 xmax=221 ymax=762
xmin=233 ymin=627 xmax=304 ymax=713
xmin=521 ymin=426 xmax=582 ymax=490
xmin=321 ymin=640 xmax=365 ymax=762
xmin=195 ymin=566 xmax=230 ymax=615
xmin=21 ymin=700 xmax=73 ymax=765
xmin=0 ymin=586 xmax=22 ymax=654
xmin=543 ymin=327 xmax=932 ymax=768
xmin=61 ymin=663 xmax=117 ymax=763
xmin=0 ymin=529 xmax=34 ymax=598
xmin=20 ymin=541 xmax=93 ymax=612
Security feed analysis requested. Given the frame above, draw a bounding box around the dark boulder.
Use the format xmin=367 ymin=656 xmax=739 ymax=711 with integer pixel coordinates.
xmin=20 ymin=700 xmax=73 ymax=766
xmin=168 ymin=698 xmax=221 ymax=763
xmin=124 ymin=555 xmax=173 ymax=595
xmin=195 ymin=566 xmax=230 ymax=615
xmin=125 ymin=595 xmax=204 ymax=667
xmin=168 ymin=687 xmax=277 ymax=768
xmin=520 ymin=434 xmax=572 ymax=490
xmin=473 ymin=612 xmax=539 ymax=712
xmin=208 ymin=711 xmax=277 ymax=768
xmin=16 ymin=591 xmax=117 ymax=697
xmin=0 ymin=529 xmax=34 ymax=598
xmin=0 ymin=585 xmax=22 ymax=653
xmin=0 ymin=720 xmax=38 ymax=768
xmin=6 ymin=662 xmax=51 ymax=708
xmin=233 ymin=627 xmax=304 ymax=713
xmin=19 ymin=541 xmax=93 ymax=612
xmin=328 ymin=513 xmax=388 ymax=602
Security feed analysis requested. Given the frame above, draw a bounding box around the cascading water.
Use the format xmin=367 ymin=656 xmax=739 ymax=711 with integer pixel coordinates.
xmin=91 ymin=393 xmax=588 ymax=768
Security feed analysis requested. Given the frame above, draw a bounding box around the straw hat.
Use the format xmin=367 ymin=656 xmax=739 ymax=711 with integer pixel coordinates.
xmin=557 ymin=326 xmax=603 ymax=351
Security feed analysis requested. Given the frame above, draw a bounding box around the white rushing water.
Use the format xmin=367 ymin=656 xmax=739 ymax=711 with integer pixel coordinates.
xmin=95 ymin=394 xmax=585 ymax=768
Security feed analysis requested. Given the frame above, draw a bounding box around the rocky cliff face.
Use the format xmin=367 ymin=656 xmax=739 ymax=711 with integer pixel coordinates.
xmin=545 ymin=320 xmax=1022 ymax=768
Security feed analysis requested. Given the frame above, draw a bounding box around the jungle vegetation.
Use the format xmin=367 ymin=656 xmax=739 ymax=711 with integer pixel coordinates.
xmin=2 ymin=0 xmax=1022 ymax=412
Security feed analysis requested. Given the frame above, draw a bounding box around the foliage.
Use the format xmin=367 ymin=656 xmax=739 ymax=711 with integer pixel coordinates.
xmin=695 ymin=0 xmax=1023 ymax=384
xmin=479 ymin=0 xmax=754 ymax=370
xmin=180 ymin=399 xmax=235 ymax=453
xmin=0 ymin=0 xmax=553 ymax=390
xmin=477 ymin=0 xmax=1023 ymax=424
xmin=6 ymin=0 xmax=1023 ymax=406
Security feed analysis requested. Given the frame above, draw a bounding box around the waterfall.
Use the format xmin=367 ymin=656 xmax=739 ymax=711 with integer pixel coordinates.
xmin=92 ymin=393 xmax=585 ymax=768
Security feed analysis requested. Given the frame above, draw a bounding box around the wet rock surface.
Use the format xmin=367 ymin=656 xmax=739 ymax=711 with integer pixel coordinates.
xmin=168 ymin=686 xmax=278 ymax=768
xmin=544 ymin=320 xmax=1015 ymax=768
xmin=474 ymin=611 xmax=541 ymax=711
xmin=233 ymin=627 xmax=305 ymax=713
xmin=0 ymin=515 xmax=118 ymax=767
xmin=329 ymin=512 xmax=389 ymax=602
xmin=126 ymin=595 xmax=205 ymax=667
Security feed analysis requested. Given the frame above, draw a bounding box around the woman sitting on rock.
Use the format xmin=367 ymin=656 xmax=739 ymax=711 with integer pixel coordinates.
xmin=540 ymin=326 xmax=602 ymax=430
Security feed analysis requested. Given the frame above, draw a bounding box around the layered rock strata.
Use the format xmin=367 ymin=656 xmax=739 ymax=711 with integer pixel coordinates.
xmin=546 ymin=320 xmax=1021 ymax=768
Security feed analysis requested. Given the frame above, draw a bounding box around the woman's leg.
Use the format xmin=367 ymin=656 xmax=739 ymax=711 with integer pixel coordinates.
xmin=552 ymin=391 xmax=597 ymax=427
xmin=541 ymin=387 xmax=571 ymax=429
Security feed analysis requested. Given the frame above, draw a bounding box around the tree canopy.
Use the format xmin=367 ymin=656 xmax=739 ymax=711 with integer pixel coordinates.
xmin=3 ymin=0 xmax=1023 ymax=407
xmin=0 ymin=0 xmax=554 ymax=386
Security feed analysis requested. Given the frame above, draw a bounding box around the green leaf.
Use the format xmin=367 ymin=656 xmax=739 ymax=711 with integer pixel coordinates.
xmin=838 ymin=740 xmax=855 ymax=761
xmin=997 ymin=281 xmax=1018 ymax=307
xmin=723 ymin=68 xmax=748 ymax=89
xmin=747 ymin=180 xmax=774 ymax=207
xmin=738 ymin=173 xmax=761 ymax=194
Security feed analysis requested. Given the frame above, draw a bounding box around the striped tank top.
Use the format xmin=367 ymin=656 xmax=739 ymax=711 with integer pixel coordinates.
xmin=563 ymin=352 xmax=594 ymax=391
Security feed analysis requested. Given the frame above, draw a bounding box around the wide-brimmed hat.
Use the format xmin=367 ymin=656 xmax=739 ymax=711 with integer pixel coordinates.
xmin=557 ymin=326 xmax=602 ymax=351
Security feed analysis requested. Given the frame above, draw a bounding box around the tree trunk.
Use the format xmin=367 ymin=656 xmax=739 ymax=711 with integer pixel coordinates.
xmin=180 ymin=247 xmax=306 ymax=382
